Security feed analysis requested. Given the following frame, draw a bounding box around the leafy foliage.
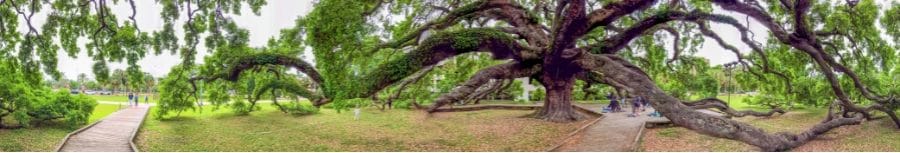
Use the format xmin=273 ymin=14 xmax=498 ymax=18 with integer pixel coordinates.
xmin=0 ymin=59 xmax=96 ymax=128
xmin=155 ymin=65 xmax=196 ymax=119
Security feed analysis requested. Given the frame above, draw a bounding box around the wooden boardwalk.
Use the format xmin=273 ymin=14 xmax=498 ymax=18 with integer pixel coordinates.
xmin=552 ymin=104 xmax=725 ymax=152
xmin=57 ymin=105 xmax=149 ymax=152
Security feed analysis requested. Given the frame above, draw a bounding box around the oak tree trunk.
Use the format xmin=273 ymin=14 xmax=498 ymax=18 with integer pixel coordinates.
xmin=533 ymin=69 xmax=583 ymax=122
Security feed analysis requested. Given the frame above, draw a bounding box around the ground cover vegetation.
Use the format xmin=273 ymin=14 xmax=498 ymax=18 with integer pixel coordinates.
xmin=136 ymin=105 xmax=591 ymax=151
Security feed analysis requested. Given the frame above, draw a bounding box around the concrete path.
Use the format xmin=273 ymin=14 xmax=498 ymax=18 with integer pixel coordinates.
xmin=58 ymin=105 xmax=150 ymax=152
xmin=553 ymin=104 xmax=724 ymax=152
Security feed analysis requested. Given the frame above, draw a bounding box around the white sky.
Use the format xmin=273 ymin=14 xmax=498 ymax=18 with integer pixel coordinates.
xmin=14 ymin=1 xmax=889 ymax=80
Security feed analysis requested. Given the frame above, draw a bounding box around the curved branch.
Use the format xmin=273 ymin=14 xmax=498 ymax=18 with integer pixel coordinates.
xmin=587 ymin=0 xmax=660 ymax=30
xmin=711 ymin=0 xmax=892 ymax=123
xmin=354 ymin=28 xmax=525 ymax=98
xmin=684 ymin=98 xmax=786 ymax=117
xmin=365 ymin=0 xmax=535 ymax=54
xmin=694 ymin=21 xmax=794 ymax=92
xmin=576 ymin=53 xmax=863 ymax=151
xmin=225 ymin=53 xmax=324 ymax=85
xmin=253 ymin=79 xmax=328 ymax=106
xmin=660 ymin=26 xmax=682 ymax=65
xmin=381 ymin=65 xmax=437 ymax=108
xmin=427 ymin=61 xmax=541 ymax=112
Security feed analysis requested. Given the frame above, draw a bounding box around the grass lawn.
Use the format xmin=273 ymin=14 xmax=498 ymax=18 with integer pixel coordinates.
xmin=0 ymin=104 xmax=122 ymax=151
xmin=640 ymin=108 xmax=900 ymax=151
xmin=136 ymin=105 xmax=592 ymax=151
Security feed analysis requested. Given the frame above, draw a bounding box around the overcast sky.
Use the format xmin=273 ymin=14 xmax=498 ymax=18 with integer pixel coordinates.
xmin=18 ymin=1 xmax=880 ymax=80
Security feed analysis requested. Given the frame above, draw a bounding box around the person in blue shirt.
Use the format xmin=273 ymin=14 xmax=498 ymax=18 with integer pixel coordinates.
xmin=629 ymin=96 xmax=641 ymax=117
xmin=127 ymin=92 xmax=134 ymax=107
xmin=606 ymin=93 xmax=622 ymax=112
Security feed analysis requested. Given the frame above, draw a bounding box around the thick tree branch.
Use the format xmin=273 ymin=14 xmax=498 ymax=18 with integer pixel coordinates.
xmin=576 ymin=53 xmax=864 ymax=151
xmin=427 ymin=62 xmax=541 ymax=112
xmin=225 ymin=53 xmax=325 ymax=85
xmin=380 ymin=65 xmax=436 ymax=108
xmin=253 ymin=79 xmax=328 ymax=107
xmin=711 ymin=0 xmax=893 ymax=123
xmin=586 ymin=0 xmax=659 ymax=30
xmin=684 ymin=98 xmax=786 ymax=117
xmin=365 ymin=0 xmax=536 ymax=54
xmin=355 ymin=28 xmax=525 ymax=98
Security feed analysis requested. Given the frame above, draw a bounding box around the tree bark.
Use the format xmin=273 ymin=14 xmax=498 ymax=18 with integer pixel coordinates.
xmin=533 ymin=78 xmax=583 ymax=122
xmin=532 ymin=63 xmax=584 ymax=122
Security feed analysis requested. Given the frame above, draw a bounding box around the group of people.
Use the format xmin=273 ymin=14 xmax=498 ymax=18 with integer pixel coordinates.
xmin=126 ymin=92 xmax=149 ymax=107
xmin=603 ymin=93 xmax=658 ymax=117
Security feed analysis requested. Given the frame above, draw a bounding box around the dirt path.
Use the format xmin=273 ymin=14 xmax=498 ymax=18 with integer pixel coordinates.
xmin=553 ymin=104 xmax=724 ymax=151
xmin=58 ymin=105 xmax=149 ymax=152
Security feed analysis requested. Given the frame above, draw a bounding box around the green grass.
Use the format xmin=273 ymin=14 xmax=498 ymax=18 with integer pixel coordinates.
xmin=89 ymin=104 xmax=122 ymax=123
xmin=715 ymin=94 xmax=753 ymax=109
xmin=136 ymin=105 xmax=589 ymax=151
xmin=0 ymin=104 xmax=122 ymax=151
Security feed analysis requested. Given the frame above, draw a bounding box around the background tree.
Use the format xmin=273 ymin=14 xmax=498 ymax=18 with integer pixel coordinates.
xmin=109 ymin=69 xmax=126 ymax=94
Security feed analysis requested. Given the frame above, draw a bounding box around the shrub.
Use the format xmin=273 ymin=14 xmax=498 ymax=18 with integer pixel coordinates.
xmin=530 ymin=88 xmax=545 ymax=101
xmin=30 ymin=90 xmax=97 ymax=127
xmin=1 ymin=88 xmax=97 ymax=128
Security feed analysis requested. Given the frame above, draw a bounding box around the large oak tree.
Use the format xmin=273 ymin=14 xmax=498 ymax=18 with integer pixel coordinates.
xmin=1 ymin=0 xmax=898 ymax=151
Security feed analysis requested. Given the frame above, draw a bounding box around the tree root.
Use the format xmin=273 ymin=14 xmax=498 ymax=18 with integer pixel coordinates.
xmin=527 ymin=105 xmax=587 ymax=122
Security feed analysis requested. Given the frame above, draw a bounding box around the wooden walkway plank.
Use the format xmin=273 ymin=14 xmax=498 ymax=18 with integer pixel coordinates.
xmin=552 ymin=104 xmax=726 ymax=152
xmin=57 ymin=106 xmax=150 ymax=152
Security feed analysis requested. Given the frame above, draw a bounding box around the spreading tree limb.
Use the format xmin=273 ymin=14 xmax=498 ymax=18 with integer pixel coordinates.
xmin=577 ymin=53 xmax=863 ymax=151
xmin=684 ymin=98 xmax=786 ymax=117
xmin=427 ymin=61 xmax=541 ymax=112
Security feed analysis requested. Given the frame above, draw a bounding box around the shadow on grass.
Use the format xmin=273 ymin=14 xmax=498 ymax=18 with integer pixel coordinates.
xmin=157 ymin=116 xmax=198 ymax=122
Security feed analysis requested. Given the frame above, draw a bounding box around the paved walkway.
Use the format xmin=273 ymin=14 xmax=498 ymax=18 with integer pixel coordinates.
xmin=98 ymin=101 xmax=157 ymax=106
xmin=553 ymin=104 xmax=723 ymax=152
xmin=58 ymin=105 xmax=149 ymax=152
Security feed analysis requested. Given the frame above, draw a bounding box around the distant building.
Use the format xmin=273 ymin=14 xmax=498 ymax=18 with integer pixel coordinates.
xmin=517 ymin=77 xmax=539 ymax=102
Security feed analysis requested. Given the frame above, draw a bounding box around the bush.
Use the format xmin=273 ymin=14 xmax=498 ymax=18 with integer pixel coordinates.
xmin=29 ymin=90 xmax=98 ymax=127
xmin=1 ymin=88 xmax=97 ymax=128
xmin=0 ymin=57 xmax=97 ymax=128
xmin=530 ymin=88 xmax=545 ymax=101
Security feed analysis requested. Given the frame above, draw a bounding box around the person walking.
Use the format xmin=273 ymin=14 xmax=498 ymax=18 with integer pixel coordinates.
xmin=640 ymin=96 xmax=650 ymax=112
xmin=606 ymin=93 xmax=622 ymax=113
xmin=145 ymin=94 xmax=149 ymax=104
xmin=629 ymin=96 xmax=641 ymax=117
xmin=127 ymin=92 xmax=135 ymax=107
